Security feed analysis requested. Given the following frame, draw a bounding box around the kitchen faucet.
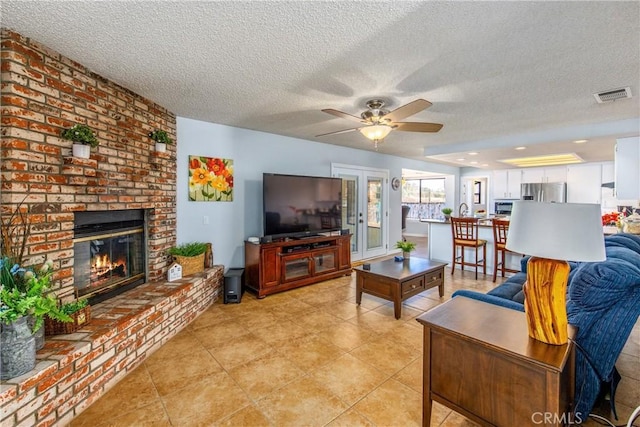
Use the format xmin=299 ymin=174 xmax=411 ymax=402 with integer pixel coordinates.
xmin=459 ymin=203 xmax=469 ymax=217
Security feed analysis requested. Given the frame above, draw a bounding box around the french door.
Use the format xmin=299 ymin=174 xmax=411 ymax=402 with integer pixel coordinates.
xmin=331 ymin=164 xmax=388 ymax=261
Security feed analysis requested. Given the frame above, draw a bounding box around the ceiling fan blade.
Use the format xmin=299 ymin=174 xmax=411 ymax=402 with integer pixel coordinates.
xmin=316 ymin=127 xmax=361 ymax=137
xmin=321 ymin=109 xmax=365 ymax=123
xmin=393 ymin=122 xmax=443 ymax=132
xmin=384 ymin=99 xmax=432 ymax=122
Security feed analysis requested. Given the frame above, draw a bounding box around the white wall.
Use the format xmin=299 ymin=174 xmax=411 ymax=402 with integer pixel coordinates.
xmin=176 ymin=117 xmax=460 ymax=269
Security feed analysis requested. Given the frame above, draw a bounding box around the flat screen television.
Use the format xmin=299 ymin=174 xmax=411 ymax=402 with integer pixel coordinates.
xmin=263 ymin=173 xmax=342 ymax=238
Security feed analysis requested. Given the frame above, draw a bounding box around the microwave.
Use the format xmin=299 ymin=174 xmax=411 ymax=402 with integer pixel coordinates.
xmin=495 ymin=201 xmax=514 ymax=215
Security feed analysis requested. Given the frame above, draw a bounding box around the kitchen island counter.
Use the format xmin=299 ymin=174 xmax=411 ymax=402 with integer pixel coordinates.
xmin=427 ymin=220 xmax=521 ymax=275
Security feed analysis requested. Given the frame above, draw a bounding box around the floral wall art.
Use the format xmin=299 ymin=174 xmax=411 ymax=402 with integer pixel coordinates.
xmin=188 ymin=156 xmax=234 ymax=201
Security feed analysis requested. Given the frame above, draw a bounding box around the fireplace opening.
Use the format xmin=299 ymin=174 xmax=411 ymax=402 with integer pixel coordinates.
xmin=73 ymin=210 xmax=147 ymax=304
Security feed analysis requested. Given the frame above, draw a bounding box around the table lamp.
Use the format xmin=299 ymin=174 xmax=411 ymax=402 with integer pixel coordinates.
xmin=506 ymin=201 xmax=605 ymax=345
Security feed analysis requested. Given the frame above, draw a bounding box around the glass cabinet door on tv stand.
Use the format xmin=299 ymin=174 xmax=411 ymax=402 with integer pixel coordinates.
xmin=281 ymin=247 xmax=338 ymax=283
xmin=281 ymin=252 xmax=312 ymax=282
xmin=313 ymin=249 xmax=337 ymax=275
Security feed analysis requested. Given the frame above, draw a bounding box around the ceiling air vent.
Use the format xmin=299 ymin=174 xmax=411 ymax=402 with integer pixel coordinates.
xmin=593 ymin=87 xmax=632 ymax=103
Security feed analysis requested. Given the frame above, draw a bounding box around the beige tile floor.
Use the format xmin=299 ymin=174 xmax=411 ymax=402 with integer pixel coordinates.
xmin=71 ymin=240 xmax=639 ymax=427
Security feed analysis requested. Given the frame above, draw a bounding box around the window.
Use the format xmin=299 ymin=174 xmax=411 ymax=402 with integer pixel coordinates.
xmin=402 ymin=178 xmax=446 ymax=219
xmin=473 ymin=181 xmax=482 ymax=204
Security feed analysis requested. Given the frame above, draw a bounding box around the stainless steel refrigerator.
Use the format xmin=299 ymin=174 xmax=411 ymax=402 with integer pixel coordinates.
xmin=520 ymin=182 xmax=567 ymax=202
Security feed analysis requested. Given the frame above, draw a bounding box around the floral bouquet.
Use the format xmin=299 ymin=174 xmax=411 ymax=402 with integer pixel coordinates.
xmin=601 ymin=211 xmax=625 ymax=228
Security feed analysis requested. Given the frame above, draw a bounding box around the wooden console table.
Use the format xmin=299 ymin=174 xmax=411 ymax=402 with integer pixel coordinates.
xmin=416 ymin=297 xmax=575 ymax=427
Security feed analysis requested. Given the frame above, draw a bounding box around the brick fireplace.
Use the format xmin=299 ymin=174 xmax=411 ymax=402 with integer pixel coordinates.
xmin=1 ymin=29 xmax=224 ymax=426
xmin=73 ymin=209 xmax=148 ymax=303
xmin=1 ymin=28 xmax=176 ymax=300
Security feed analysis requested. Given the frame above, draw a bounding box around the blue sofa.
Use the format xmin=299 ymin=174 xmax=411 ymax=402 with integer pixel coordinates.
xmin=452 ymin=233 xmax=640 ymax=419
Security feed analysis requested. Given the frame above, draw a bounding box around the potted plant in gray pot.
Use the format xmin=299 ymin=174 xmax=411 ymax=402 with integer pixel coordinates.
xmin=60 ymin=124 xmax=99 ymax=159
xmin=148 ymin=129 xmax=173 ymax=153
xmin=0 ymin=258 xmax=71 ymax=379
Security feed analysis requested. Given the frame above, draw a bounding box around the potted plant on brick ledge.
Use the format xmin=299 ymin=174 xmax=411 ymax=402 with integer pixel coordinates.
xmin=168 ymin=242 xmax=207 ymax=276
xmin=0 ymin=258 xmax=71 ymax=380
xmin=149 ymin=129 xmax=173 ymax=153
xmin=45 ymin=298 xmax=91 ymax=336
xmin=61 ymin=124 xmax=99 ymax=159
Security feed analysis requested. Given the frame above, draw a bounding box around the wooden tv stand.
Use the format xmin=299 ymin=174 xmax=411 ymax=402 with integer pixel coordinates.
xmin=244 ymin=234 xmax=352 ymax=298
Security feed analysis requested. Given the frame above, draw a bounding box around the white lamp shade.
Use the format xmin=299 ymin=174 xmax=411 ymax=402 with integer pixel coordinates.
xmin=359 ymin=125 xmax=392 ymax=141
xmin=506 ymin=201 xmax=606 ymax=262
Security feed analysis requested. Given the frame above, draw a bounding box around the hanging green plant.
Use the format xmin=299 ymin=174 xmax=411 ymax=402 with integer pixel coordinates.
xmin=60 ymin=124 xmax=99 ymax=148
xmin=148 ymin=129 xmax=173 ymax=145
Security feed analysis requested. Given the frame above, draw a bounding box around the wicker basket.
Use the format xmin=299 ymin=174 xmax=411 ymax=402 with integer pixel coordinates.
xmin=45 ymin=305 xmax=91 ymax=336
xmin=174 ymin=253 xmax=205 ymax=276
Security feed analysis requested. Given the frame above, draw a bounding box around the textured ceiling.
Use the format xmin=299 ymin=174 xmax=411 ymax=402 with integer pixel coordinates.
xmin=2 ymin=1 xmax=639 ymax=169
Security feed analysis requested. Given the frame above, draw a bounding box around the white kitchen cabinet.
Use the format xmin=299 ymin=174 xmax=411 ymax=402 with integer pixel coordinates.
xmin=615 ymin=137 xmax=640 ymax=200
xmin=492 ymin=169 xmax=522 ymax=199
xmin=493 ymin=171 xmax=508 ymax=199
xmin=602 ymin=161 xmax=615 ymax=183
xmin=507 ymin=169 xmax=522 ymax=198
xmin=521 ymin=166 xmax=566 ymax=183
xmin=520 ymin=167 xmax=544 ymax=183
xmin=544 ymin=166 xmax=567 ymax=183
xmin=567 ymin=163 xmax=602 ymax=204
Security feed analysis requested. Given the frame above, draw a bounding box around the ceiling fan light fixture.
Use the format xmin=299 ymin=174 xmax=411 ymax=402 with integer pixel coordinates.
xmin=359 ymin=124 xmax=392 ymax=142
xmin=318 ymin=98 xmax=441 ymax=145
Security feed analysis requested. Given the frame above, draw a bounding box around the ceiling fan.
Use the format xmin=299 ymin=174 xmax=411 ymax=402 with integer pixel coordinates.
xmin=317 ymin=99 xmax=443 ymax=149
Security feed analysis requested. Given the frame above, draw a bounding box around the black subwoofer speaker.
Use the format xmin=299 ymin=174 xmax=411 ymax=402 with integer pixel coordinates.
xmin=224 ymin=268 xmax=244 ymax=304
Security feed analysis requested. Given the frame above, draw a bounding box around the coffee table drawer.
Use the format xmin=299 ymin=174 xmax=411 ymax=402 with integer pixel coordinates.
xmin=360 ymin=276 xmax=394 ymax=298
xmin=424 ymin=269 xmax=443 ymax=290
xmin=401 ymin=276 xmax=425 ymax=296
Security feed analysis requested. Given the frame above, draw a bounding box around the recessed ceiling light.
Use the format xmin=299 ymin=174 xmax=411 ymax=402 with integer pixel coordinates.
xmin=456 ymin=158 xmax=465 ymax=161
xmin=470 ymin=161 xmax=478 ymax=165
xmin=515 ymin=146 xmax=527 ymax=150
xmin=482 ymin=163 xmax=488 ymax=167
xmin=468 ymin=152 xmax=478 ymax=155
xmin=573 ymin=139 xmax=588 ymax=144
xmin=499 ymin=153 xmax=584 ymax=168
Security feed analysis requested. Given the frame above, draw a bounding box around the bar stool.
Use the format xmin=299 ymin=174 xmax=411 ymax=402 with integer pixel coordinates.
xmin=492 ymin=219 xmax=520 ymax=282
xmin=450 ymin=217 xmax=487 ymax=279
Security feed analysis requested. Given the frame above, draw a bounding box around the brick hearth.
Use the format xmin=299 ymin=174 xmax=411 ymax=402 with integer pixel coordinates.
xmin=0 ymin=266 xmax=224 ymax=426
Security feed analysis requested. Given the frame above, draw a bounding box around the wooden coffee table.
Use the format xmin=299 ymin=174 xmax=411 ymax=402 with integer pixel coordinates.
xmin=355 ymin=257 xmax=446 ymax=319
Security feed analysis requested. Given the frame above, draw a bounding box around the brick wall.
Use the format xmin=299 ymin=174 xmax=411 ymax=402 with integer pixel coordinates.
xmin=1 ymin=28 xmax=177 ymax=299
xmin=0 ymin=266 xmax=224 ymax=426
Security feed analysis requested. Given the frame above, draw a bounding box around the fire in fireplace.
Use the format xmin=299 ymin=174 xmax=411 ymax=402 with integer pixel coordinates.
xmin=73 ymin=210 xmax=147 ymax=303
